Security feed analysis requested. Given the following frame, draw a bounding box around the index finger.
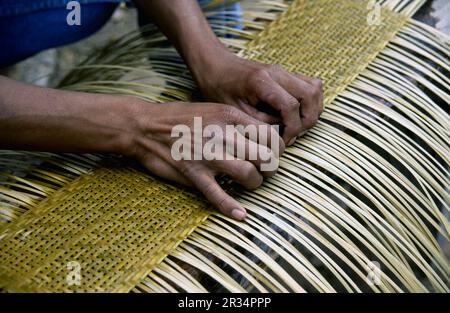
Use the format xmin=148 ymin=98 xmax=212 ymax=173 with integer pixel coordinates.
xmin=183 ymin=165 xmax=247 ymax=220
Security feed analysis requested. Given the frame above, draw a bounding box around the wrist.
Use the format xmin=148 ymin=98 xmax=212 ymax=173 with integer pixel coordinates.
xmin=185 ymin=42 xmax=233 ymax=86
xmin=104 ymin=96 xmax=151 ymax=157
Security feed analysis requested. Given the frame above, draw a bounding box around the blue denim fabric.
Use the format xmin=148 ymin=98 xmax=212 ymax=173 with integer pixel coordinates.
xmin=0 ymin=0 xmax=122 ymax=17
xmin=0 ymin=1 xmax=121 ymax=67
xmin=0 ymin=0 xmax=242 ymax=68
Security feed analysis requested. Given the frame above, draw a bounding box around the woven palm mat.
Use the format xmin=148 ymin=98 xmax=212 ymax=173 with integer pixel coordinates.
xmin=0 ymin=0 xmax=419 ymax=292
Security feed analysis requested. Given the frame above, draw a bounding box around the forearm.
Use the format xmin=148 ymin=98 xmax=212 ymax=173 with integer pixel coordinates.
xmin=133 ymin=0 xmax=230 ymax=80
xmin=0 ymin=76 xmax=135 ymax=154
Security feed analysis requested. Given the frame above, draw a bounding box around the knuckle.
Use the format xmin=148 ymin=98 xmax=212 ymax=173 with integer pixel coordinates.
xmin=289 ymin=122 xmax=303 ymax=135
xmin=221 ymin=106 xmax=241 ymax=124
xmin=285 ymin=97 xmax=300 ymax=111
xmin=267 ymin=63 xmax=283 ymax=73
xmin=249 ymin=68 xmax=271 ymax=85
xmin=265 ymin=148 xmax=276 ymax=161
xmin=313 ymin=78 xmax=323 ymax=89
xmin=204 ymin=183 xmax=218 ymax=198
xmin=279 ymin=136 xmax=286 ymax=153
xmin=294 ymin=124 xmax=303 ymax=135
xmin=311 ymin=79 xmax=323 ymax=98
xmin=251 ymin=176 xmax=264 ymax=189
xmin=213 ymin=193 xmax=229 ymax=213
xmin=203 ymin=184 xmax=227 ymax=212
xmin=242 ymin=164 xmax=263 ymax=189
xmin=240 ymin=162 xmax=256 ymax=180
xmin=277 ymin=139 xmax=286 ymax=157
xmin=303 ymin=115 xmax=319 ymax=129
xmin=263 ymin=92 xmax=279 ymax=105
xmin=303 ymin=88 xmax=315 ymax=101
xmin=178 ymin=161 xmax=194 ymax=177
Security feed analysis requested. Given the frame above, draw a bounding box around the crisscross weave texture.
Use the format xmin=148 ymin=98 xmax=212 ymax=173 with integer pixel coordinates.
xmin=242 ymin=0 xmax=408 ymax=103
xmin=0 ymin=165 xmax=211 ymax=292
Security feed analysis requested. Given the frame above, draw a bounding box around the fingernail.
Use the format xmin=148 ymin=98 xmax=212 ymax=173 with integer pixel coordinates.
xmin=231 ymin=209 xmax=246 ymax=220
xmin=288 ymin=136 xmax=297 ymax=146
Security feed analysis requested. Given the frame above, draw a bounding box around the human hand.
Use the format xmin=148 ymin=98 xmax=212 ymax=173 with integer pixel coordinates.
xmin=124 ymin=100 xmax=284 ymax=220
xmin=191 ymin=48 xmax=324 ymax=146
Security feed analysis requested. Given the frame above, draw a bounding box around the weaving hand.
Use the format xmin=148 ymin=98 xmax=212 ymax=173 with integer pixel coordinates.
xmin=128 ymin=101 xmax=284 ymax=221
xmin=193 ymin=50 xmax=325 ymax=146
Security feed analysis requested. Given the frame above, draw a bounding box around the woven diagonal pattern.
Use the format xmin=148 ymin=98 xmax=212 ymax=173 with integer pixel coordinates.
xmin=242 ymin=0 xmax=408 ymax=103
xmin=0 ymin=0 xmax=416 ymax=292
xmin=0 ymin=166 xmax=211 ymax=292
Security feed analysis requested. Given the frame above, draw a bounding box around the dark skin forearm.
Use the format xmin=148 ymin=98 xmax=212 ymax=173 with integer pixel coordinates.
xmin=133 ymin=0 xmax=223 ymax=80
xmin=0 ymin=76 xmax=133 ymax=154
